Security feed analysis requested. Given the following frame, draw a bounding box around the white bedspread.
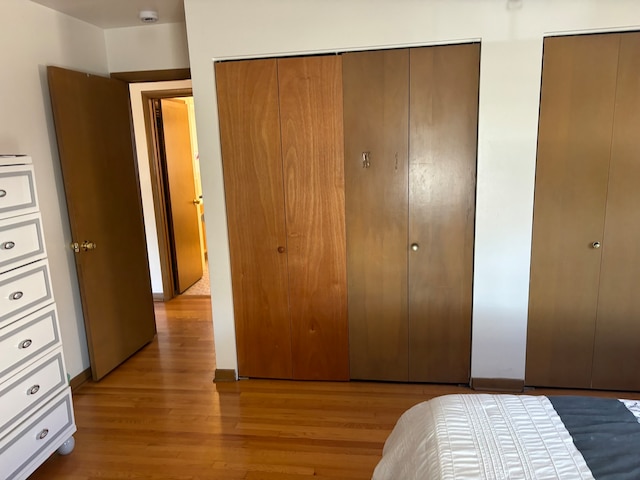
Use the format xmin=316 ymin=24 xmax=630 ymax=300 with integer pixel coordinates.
xmin=373 ymin=394 xmax=595 ymax=480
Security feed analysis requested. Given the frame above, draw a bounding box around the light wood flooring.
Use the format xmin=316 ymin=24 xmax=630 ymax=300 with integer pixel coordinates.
xmin=30 ymin=296 xmax=640 ymax=479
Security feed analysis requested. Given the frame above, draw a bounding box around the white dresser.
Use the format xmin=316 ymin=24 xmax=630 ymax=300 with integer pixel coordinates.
xmin=0 ymin=155 xmax=76 ymax=480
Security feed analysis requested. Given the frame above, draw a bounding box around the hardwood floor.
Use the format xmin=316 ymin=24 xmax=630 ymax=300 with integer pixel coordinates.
xmin=30 ymin=296 xmax=640 ymax=479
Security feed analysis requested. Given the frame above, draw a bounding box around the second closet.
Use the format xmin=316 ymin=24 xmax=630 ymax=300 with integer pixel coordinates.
xmin=344 ymin=44 xmax=480 ymax=382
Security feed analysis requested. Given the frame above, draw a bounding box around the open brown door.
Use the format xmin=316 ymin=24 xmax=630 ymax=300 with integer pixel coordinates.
xmin=47 ymin=66 xmax=156 ymax=380
xmin=159 ymin=99 xmax=203 ymax=293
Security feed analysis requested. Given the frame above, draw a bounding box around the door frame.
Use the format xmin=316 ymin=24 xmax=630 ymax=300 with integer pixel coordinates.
xmin=112 ymin=69 xmax=194 ymax=301
xmin=140 ymin=88 xmax=197 ymax=301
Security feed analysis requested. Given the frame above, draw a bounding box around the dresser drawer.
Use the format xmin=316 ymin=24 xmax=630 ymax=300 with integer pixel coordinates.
xmin=0 ymin=165 xmax=38 ymax=221
xmin=0 ymin=349 xmax=67 ymax=436
xmin=0 ymin=260 xmax=53 ymax=329
xmin=0 ymin=304 xmax=60 ymax=383
xmin=0 ymin=213 xmax=46 ymax=275
xmin=0 ymin=389 xmax=75 ymax=480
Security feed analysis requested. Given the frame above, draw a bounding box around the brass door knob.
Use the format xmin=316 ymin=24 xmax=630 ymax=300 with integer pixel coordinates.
xmin=81 ymin=241 xmax=97 ymax=251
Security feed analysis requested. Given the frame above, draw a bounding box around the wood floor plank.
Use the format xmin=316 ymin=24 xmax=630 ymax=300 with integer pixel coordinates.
xmin=28 ymin=296 xmax=640 ymax=480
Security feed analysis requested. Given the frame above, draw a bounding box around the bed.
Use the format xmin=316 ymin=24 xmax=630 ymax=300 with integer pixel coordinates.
xmin=373 ymin=394 xmax=640 ymax=480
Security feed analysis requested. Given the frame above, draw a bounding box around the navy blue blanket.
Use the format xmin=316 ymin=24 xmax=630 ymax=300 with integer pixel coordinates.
xmin=548 ymin=396 xmax=640 ymax=479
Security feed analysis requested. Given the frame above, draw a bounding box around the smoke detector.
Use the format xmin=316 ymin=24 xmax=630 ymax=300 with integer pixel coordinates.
xmin=139 ymin=10 xmax=159 ymax=24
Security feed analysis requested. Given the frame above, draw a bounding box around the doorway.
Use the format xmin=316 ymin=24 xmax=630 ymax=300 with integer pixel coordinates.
xmin=129 ymin=80 xmax=210 ymax=301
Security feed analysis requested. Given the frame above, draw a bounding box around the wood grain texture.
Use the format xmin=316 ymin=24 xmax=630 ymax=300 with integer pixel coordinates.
xmin=29 ymin=297 xmax=640 ymax=480
xmin=525 ymin=34 xmax=620 ymax=388
xmin=407 ymin=44 xmax=479 ymax=383
xmin=343 ymin=49 xmax=410 ymax=381
xmin=215 ymin=59 xmax=292 ymax=379
xmin=591 ymin=32 xmax=640 ymax=391
xmin=277 ymin=56 xmax=349 ymax=381
xmin=160 ymin=98 xmax=203 ymax=293
xmin=47 ymin=67 xmax=156 ymax=381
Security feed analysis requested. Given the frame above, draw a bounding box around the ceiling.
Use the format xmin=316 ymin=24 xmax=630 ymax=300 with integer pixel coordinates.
xmin=30 ymin=0 xmax=185 ymax=28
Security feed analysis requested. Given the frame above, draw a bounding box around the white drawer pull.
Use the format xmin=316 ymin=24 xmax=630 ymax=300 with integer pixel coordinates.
xmin=2 ymin=241 xmax=15 ymax=250
xmin=10 ymin=291 xmax=23 ymax=300
xmin=36 ymin=428 xmax=49 ymax=440
xmin=27 ymin=384 xmax=40 ymax=396
xmin=0 ymin=189 xmax=6 ymax=198
xmin=19 ymin=338 xmax=32 ymax=349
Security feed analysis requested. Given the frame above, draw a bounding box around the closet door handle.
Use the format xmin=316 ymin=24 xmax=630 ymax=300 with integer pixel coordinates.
xmin=411 ymin=243 xmax=419 ymax=251
xmin=592 ymin=241 xmax=601 ymax=249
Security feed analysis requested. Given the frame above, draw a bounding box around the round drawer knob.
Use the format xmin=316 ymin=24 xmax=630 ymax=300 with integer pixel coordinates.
xmin=10 ymin=291 xmax=23 ymax=300
xmin=37 ymin=428 xmax=49 ymax=440
xmin=19 ymin=339 xmax=32 ymax=349
xmin=27 ymin=384 xmax=40 ymax=396
xmin=277 ymin=246 xmax=286 ymax=254
xmin=0 ymin=189 xmax=6 ymax=198
xmin=2 ymin=241 xmax=15 ymax=250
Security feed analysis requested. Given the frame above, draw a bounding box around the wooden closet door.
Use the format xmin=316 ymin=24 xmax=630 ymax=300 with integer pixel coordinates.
xmin=278 ymin=56 xmax=349 ymax=380
xmin=215 ymin=59 xmax=292 ymax=379
xmin=408 ymin=44 xmax=479 ymax=383
xmin=591 ymin=33 xmax=640 ymax=391
xmin=343 ymin=49 xmax=410 ymax=381
xmin=525 ymin=34 xmax=620 ymax=388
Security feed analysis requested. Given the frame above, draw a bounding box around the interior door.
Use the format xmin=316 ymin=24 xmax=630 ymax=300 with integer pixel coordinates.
xmin=408 ymin=44 xmax=479 ymax=383
xmin=525 ymin=34 xmax=619 ymax=388
xmin=47 ymin=67 xmax=156 ymax=381
xmin=343 ymin=48 xmax=410 ymax=381
xmin=159 ymin=98 xmax=203 ymax=294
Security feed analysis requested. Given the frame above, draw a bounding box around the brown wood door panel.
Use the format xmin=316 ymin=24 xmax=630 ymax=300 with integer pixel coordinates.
xmin=525 ymin=34 xmax=620 ymax=388
xmin=407 ymin=44 xmax=479 ymax=383
xmin=343 ymin=49 xmax=410 ymax=381
xmin=47 ymin=67 xmax=156 ymax=381
xmin=215 ymin=59 xmax=292 ymax=379
xmin=591 ymin=32 xmax=640 ymax=391
xmin=160 ymin=98 xmax=203 ymax=294
xmin=278 ymin=56 xmax=349 ymax=381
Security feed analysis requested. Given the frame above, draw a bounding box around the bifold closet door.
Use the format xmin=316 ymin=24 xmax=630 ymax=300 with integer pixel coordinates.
xmin=215 ymin=59 xmax=292 ymax=378
xmin=526 ymin=34 xmax=620 ymax=388
xmin=216 ymin=56 xmax=348 ymax=380
xmin=278 ymin=56 xmax=349 ymax=381
xmin=344 ymin=49 xmax=410 ymax=381
xmin=408 ymin=44 xmax=479 ymax=383
xmin=591 ymin=33 xmax=640 ymax=391
xmin=344 ymin=44 xmax=478 ymax=383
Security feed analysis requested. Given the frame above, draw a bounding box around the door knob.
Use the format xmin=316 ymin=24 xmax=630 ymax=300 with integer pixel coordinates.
xmin=411 ymin=243 xmax=419 ymax=251
xmin=192 ymin=198 xmax=202 ymax=205
xmin=81 ymin=241 xmax=97 ymax=251
xmin=592 ymin=241 xmax=601 ymax=249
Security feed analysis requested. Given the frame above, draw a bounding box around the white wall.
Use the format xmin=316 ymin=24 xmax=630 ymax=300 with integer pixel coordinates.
xmin=0 ymin=0 xmax=110 ymax=377
xmin=105 ymin=22 xmax=190 ymax=72
xmin=129 ymin=80 xmax=193 ymax=294
xmin=183 ymin=0 xmax=640 ymax=379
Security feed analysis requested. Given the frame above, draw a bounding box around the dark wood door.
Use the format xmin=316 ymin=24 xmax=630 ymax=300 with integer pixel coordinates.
xmin=343 ymin=49 xmax=410 ymax=381
xmin=525 ymin=34 xmax=620 ymax=388
xmin=47 ymin=67 xmax=156 ymax=381
xmin=160 ymin=98 xmax=203 ymax=294
xmin=408 ymin=44 xmax=479 ymax=383
xmin=591 ymin=33 xmax=640 ymax=391
xmin=278 ymin=56 xmax=349 ymax=380
xmin=215 ymin=59 xmax=292 ymax=379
